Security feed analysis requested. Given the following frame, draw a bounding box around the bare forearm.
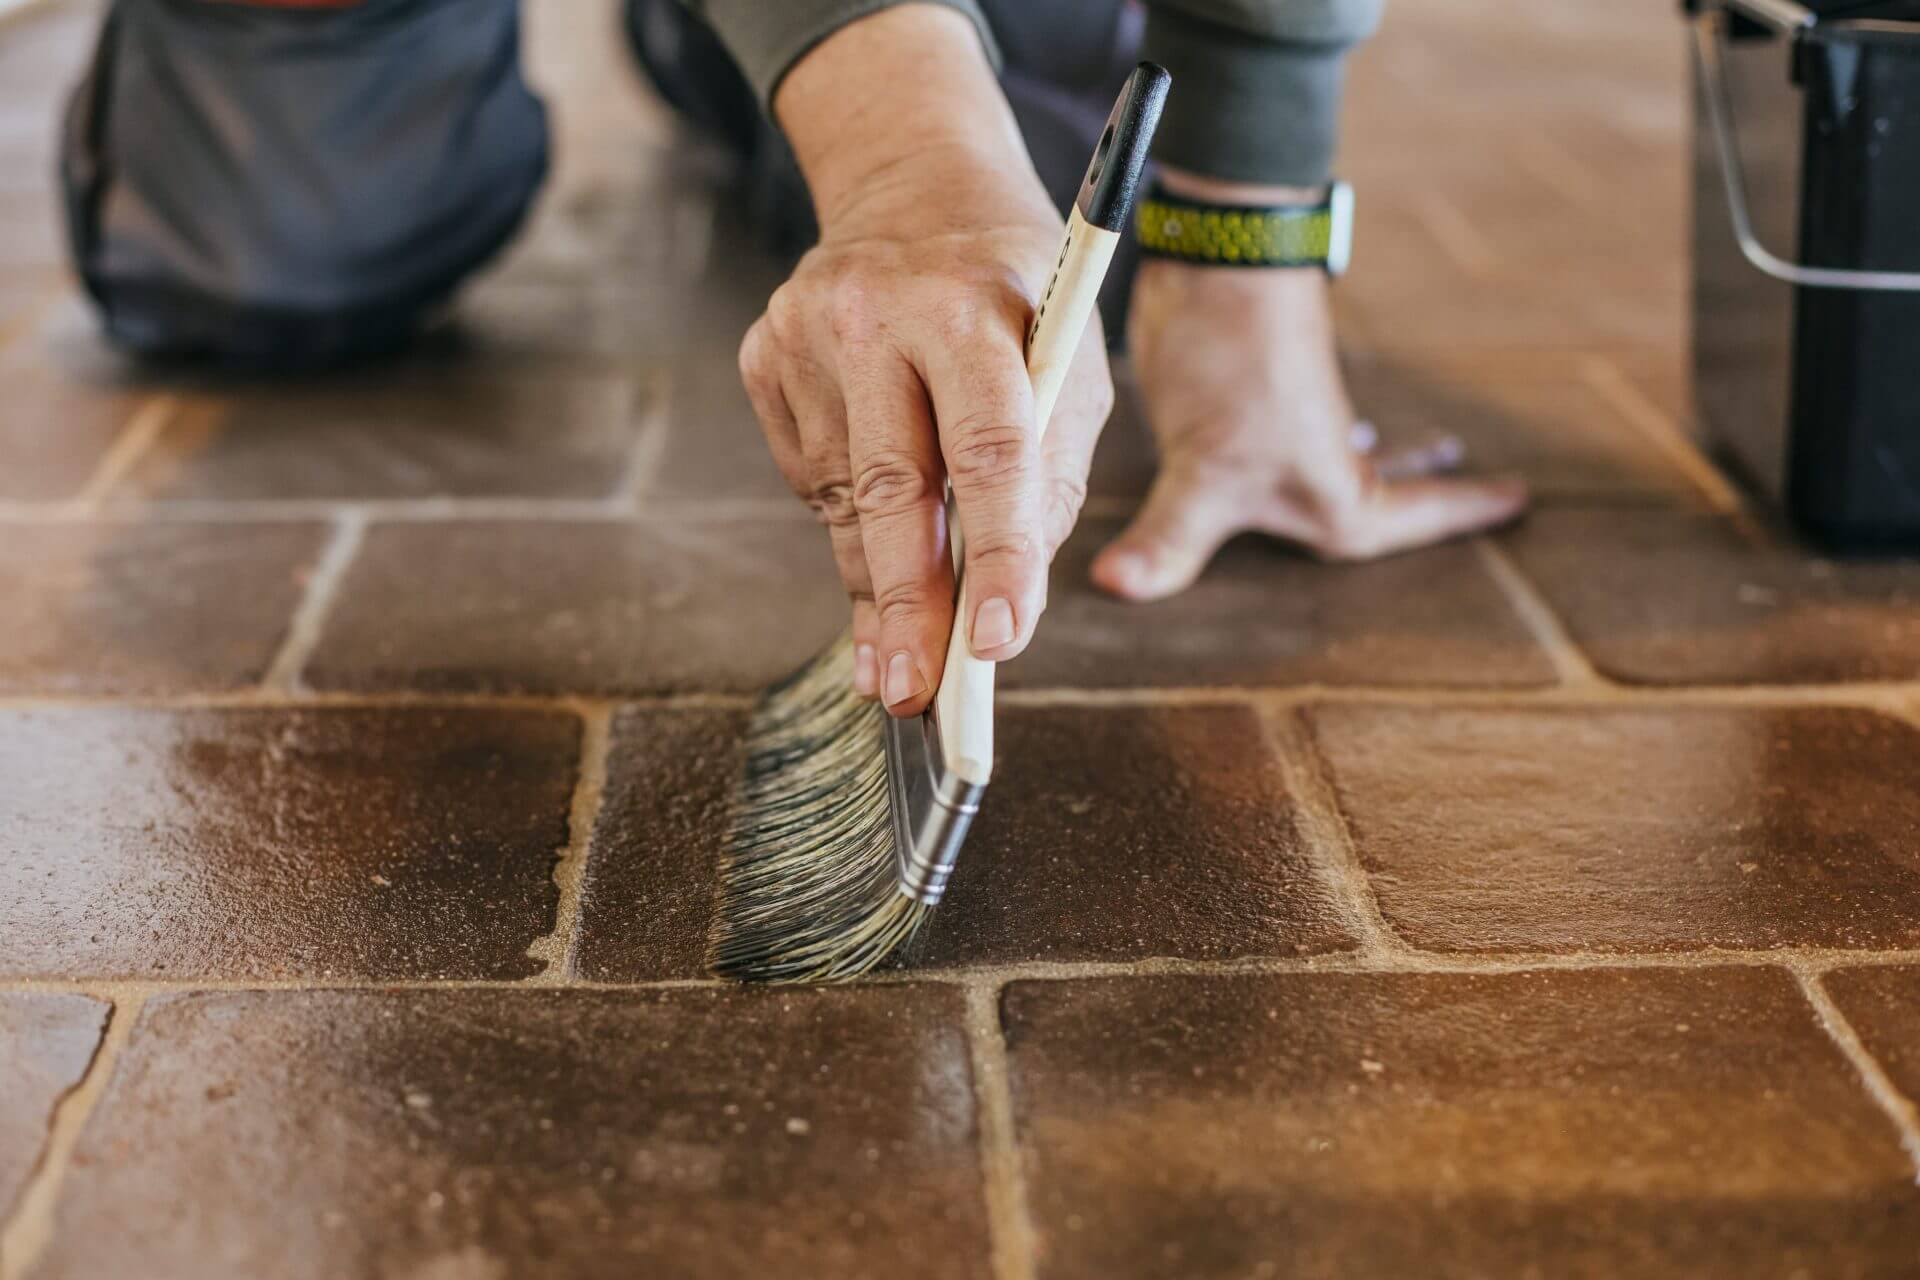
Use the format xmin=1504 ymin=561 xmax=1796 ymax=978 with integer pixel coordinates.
xmin=772 ymin=4 xmax=1051 ymax=232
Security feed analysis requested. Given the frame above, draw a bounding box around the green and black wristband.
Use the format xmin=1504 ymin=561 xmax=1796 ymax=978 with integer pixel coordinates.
xmin=1135 ymin=180 xmax=1354 ymax=274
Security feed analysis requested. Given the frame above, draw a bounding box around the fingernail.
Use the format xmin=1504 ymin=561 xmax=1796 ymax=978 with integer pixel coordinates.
xmin=972 ymin=597 xmax=1016 ymax=652
xmin=853 ymin=644 xmax=878 ymax=697
xmin=884 ymin=651 xmax=924 ymax=707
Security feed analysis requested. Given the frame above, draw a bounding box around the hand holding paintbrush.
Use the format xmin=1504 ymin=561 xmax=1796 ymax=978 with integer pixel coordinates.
xmin=713 ymin=64 xmax=1171 ymax=982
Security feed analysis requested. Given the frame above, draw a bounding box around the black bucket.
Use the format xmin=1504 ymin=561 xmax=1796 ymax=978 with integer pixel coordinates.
xmin=1688 ymin=0 xmax=1920 ymax=551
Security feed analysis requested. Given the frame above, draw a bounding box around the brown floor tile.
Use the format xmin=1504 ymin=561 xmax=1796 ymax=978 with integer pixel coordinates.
xmin=0 ymin=706 xmax=578 ymax=980
xmin=638 ymin=347 xmax=797 ymax=502
xmin=0 ymin=187 xmax=63 ymax=274
xmin=1003 ymin=968 xmax=1920 ymax=1280
xmin=1505 ymin=508 xmax=1920 ymax=684
xmin=915 ymin=707 xmax=1355 ymax=967
xmin=0 ymin=993 xmax=107 ymax=1213
xmin=574 ymin=707 xmax=746 ymax=981
xmin=305 ymin=519 xmax=843 ymax=695
xmin=0 ymin=1 xmax=101 ymax=108
xmin=1312 ymin=705 xmax=1920 ymax=953
xmin=37 ymin=986 xmax=988 ymax=1280
xmin=0 ymin=294 xmax=152 ymax=502
xmin=1823 ymin=966 xmax=1920 ymax=1107
xmin=115 ymin=371 xmax=643 ymax=501
xmin=1345 ymin=355 xmax=1700 ymax=502
xmin=0 ymin=521 xmax=326 ymax=695
xmin=1007 ymin=518 xmax=1555 ymax=689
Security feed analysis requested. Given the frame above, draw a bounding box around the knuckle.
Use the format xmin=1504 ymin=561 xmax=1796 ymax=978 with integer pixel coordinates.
xmin=826 ymin=271 xmax=879 ymax=342
xmin=967 ymin=528 xmax=1040 ymax=571
xmin=946 ymin=417 xmax=1034 ymax=486
xmin=1042 ymin=474 xmax=1088 ymax=546
xmin=930 ymin=296 xmax=990 ymax=347
xmin=876 ymin=583 xmax=938 ymax=630
xmin=764 ymin=286 xmax=805 ymax=347
xmin=852 ymin=455 xmax=934 ymax=517
xmin=737 ymin=334 xmax=779 ymax=399
xmin=809 ymin=482 xmax=860 ymax=530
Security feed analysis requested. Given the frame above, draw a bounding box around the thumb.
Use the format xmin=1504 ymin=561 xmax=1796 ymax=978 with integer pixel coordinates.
xmin=1090 ymin=466 xmax=1248 ymax=602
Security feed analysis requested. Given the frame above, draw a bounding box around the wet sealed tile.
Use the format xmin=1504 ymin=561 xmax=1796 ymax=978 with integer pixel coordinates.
xmin=1344 ymin=354 xmax=1700 ymax=502
xmin=574 ymin=707 xmax=747 ymax=982
xmin=1824 ymin=966 xmax=1920 ymax=1104
xmin=0 ymin=521 xmax=326 ymax=695
xmin=115 ymin=372 xmax=643 ymax=501
xmin=1504 ymin=508 xmax=1920 ymax=684
xmin=305 ymin=519 xmax=843 ymax=695
xmin=1312 ymin=705 xmax=1920 ymax=953
xmin=0 ymin=993 xmax=108 ymax=1212
xmin=37 ymin=986 xmax=988 ymax=1280
xmin=914 ymin=707 xmax=1355 ymax=967
xmin=1003 ymin=968 xmax=1920 ymax=1280
xmin=1007 ymin=518 xmax=1554 ymax=689
xmin=0 ymin=706 xmax=578 ymax=980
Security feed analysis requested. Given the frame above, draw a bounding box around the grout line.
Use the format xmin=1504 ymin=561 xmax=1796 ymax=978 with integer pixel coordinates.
xmin=259 ymin=511 xmax=368 ymax=695
xmin=525 ymin=703 xmax=614 ymax=984
xmin=0 ymin=683 xmax=1913 ymax=716
xmin=1262 ymin=707 xmax=1408 ymax=958
xmin=14 ymin=947 xmax=1920 ymax=1000
xmin=0 ymin=689 xmax=753 ymax=714
xmin=0 ymin=993 xmax=144 ymax=1280
xmin=963 ymin=981 xmax=1039 ymax=1280
xmin=886 ymin=947 xmax=1920 ymax=985
xmin=615 ymin=367 xmax=673 ymax=503
xmin=1579 ymin=356 xmax=1747 ymax=516
xmin=1003 ymin=682 xmax=1910 ymax=710
xmin=0 ymin=496 xmax=816 ymax=524
xmin=69 ymin=393 xmax=180 ymax=510
xmin=1790 ymin=965 xmax=1920 ymax=1179
xmin=1473 ymin=536 xmax=1608 ymax=688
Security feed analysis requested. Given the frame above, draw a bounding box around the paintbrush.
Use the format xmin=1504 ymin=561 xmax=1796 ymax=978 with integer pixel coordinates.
xmin=710 ymin=63 xmax=1170 ymax=983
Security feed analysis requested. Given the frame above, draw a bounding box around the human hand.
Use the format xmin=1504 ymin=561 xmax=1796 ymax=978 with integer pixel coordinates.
xmin=1092 ymin=181 xmax=1528 ymax=600
xmin=740 ymin=6 xmax=1113 ymax=715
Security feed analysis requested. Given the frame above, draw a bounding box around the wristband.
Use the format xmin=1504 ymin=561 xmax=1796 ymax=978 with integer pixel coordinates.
xmin=1135 ymin=180 xmax=1353 ymax=274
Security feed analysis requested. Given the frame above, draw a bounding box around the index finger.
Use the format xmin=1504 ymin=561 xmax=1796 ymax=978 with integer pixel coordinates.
xmin=920 ymin=330 xmax=1045 ymax=662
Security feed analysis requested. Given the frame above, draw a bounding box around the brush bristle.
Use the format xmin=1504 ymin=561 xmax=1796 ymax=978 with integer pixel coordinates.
xmin=709 ymin=634 xmax=929 ymax=983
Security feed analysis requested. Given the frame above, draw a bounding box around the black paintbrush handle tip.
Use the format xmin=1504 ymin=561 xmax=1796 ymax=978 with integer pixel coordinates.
xmin=1074 ymin=62 xmax=1172 ymax=234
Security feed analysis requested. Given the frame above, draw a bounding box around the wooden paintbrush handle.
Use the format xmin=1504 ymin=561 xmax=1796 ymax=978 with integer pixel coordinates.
xmin=931 ymin=64 xmax=1170 ymax=786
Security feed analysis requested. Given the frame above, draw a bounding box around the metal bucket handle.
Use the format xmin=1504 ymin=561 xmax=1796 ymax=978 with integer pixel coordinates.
xmin=1692 ymin=0 xmax=1920 ymax=290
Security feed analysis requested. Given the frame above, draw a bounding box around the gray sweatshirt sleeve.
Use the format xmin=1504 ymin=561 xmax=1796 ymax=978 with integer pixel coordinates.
xmin=1142 ymin=0 xmax=1383 ymax=185
xmin=679 ymin=0 xmax=1379 ymax=187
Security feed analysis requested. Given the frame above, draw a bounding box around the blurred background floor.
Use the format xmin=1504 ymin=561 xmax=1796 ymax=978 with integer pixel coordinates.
xmin=5 ymin=2 xmax=1920 ymax=1278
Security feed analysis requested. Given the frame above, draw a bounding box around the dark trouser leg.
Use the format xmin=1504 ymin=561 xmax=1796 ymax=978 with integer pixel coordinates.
xmin=63 ymin=0 xmax=549 ymax=369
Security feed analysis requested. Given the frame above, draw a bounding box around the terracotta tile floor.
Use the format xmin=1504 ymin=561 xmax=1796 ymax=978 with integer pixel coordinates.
xmin=4 ymin=0 xmax=1920 ymax=1277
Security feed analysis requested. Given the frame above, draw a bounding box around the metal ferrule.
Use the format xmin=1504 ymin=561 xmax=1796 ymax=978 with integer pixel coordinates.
xmin=882 ymin=710 xmax=987 ymax=905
